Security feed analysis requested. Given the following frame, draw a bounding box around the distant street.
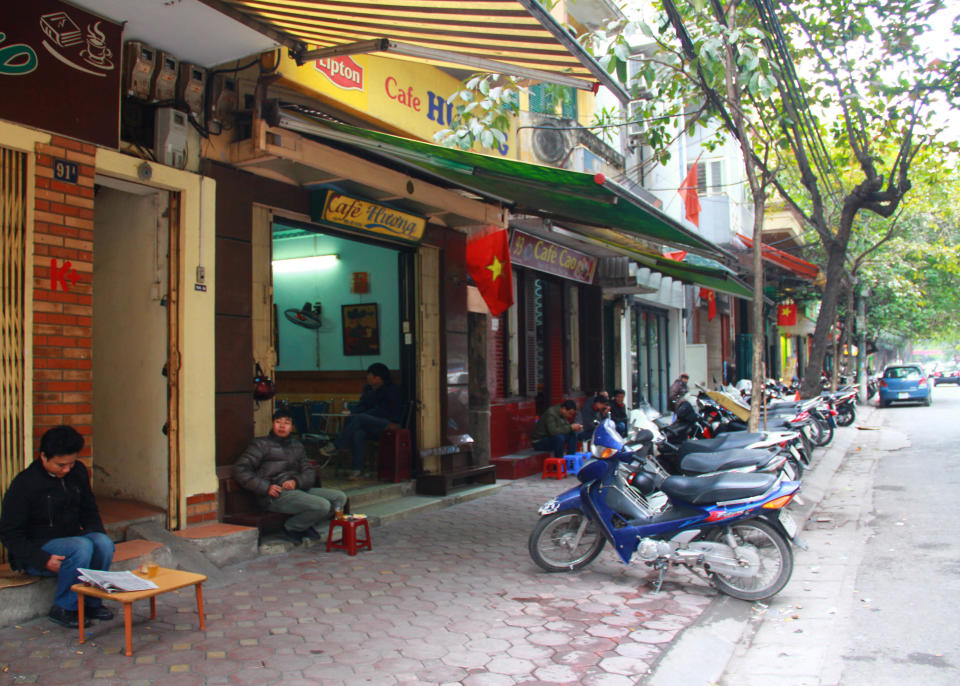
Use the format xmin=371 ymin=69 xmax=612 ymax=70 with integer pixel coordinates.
xmin=719 ymin=383 xmax=960 ymax=686
xmin=838 ymin=383 xmax=960 ymax=684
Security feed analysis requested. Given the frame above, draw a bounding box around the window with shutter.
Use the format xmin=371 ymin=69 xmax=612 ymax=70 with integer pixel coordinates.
xmin=710 ymin=160 xmax=723 ymax=193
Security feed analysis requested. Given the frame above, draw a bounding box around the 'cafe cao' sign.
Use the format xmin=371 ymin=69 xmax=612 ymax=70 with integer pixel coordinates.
xmin=319 ymin=191 xmax=426 ymax=243
xmin=510 ymin=230 xmax=597 ymax=284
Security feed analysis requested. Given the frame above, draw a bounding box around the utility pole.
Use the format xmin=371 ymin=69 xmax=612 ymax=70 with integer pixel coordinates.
xmin=857 ymin=283 xmax=869 ymax=404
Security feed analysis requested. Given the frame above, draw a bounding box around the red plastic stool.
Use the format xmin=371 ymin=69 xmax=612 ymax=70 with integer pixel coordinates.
xmin=542 ymin=457 xmax=567 ymax=479
xmin=326 ymin=517 xmax=372 ymax=556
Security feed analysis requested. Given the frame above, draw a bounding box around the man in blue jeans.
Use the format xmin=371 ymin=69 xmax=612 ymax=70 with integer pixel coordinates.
xmin=531 ymin=399 xmax=583 ymax=458
xmin=0 ymin=425 xmax=115 ymax=628
xmin=320 ymin=363 xmax=403 ymax=479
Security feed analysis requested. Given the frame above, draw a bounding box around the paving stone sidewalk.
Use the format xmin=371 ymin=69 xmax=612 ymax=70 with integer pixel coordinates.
xmin=0 ymin=476 xmax=719 ymax=686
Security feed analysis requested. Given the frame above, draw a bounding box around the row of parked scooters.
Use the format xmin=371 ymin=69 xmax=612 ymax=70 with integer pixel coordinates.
xmin=528 ymin=381 xmax=860 ymax=602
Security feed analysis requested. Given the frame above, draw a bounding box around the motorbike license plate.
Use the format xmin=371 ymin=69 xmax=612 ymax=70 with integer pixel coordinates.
xmin=778 ymin=509 xmax=798 ymax=538
xmin=898 ymin=392 xmax=909 ymax=399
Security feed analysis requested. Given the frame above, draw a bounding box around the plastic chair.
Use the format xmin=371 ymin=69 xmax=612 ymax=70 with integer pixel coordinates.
xmin=542 ymin=457 xmax=567 ymax=479
xmin=326 ymin=517 xmax=372 ymax=556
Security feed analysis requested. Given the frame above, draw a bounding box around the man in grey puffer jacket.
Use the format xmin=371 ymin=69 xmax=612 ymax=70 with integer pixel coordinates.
xmin=233 ymin=408 xmax=347 ymax=542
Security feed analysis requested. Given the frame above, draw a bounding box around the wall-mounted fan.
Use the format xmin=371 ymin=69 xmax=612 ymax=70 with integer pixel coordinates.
xmin=284 ymin=302 xmax=323 ymax=329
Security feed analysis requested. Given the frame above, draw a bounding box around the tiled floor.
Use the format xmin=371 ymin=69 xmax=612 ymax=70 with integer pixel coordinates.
xmin=0 ymin=477 xmax=716 ymax=685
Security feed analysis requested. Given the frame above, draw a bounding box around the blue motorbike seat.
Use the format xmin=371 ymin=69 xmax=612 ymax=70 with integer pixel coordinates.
xmin=677 ymin=433 xmax=767 ymax=457
xmin=660 ymin=471 xmax=776 ymax=504
xmin=679 ymin=448 xmax=775 ymax=475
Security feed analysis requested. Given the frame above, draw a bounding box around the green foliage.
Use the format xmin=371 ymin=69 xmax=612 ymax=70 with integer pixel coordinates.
xmin=433 ymin=74 xmax=520 ymax=151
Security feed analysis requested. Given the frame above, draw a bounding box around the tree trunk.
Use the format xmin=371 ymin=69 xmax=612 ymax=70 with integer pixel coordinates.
xmin=748 ymin=197 xmax=766 ymax=432
xmin=800 ymin=242 xmax=846 ymax=397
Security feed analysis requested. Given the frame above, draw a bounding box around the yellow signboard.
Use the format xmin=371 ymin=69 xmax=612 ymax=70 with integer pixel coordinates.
xmin=277 ymin=51 xmax=517 ymax=157
xmin=319 ymin=191 xmax=426 ymax=243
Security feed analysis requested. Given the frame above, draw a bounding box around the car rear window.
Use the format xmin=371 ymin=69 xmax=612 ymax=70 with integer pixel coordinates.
xmin=884 ymin=366 xmax=922 ymax=379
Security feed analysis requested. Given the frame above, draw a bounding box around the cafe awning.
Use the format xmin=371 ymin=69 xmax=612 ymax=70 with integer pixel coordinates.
xmin=201 ymin=0 xmax=628 ymax=99
xmin=737 ymin=233 xmax=819 ymax=281
xmin=266 ymin=106 xmax=731 ymax=258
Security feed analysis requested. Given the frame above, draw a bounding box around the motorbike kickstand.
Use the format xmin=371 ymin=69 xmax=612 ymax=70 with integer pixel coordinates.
xmin=650 ymin=559 xmax=669 ymax=594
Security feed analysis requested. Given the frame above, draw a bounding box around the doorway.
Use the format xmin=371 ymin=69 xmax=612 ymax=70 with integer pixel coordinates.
xmin=92 ymin=180 xmax=175 ymax=512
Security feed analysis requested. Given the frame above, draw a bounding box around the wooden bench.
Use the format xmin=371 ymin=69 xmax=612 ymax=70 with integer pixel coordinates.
xmin=217 ymin=465 xmax=287 ymax=540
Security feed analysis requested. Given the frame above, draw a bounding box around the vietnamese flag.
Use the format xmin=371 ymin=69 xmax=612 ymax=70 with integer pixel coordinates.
xmin=778 ymin=303 xmax=798 ymax=327
xmin=679 ymin=159 xmax=702 ymax=226
xmin=466 ymin=228 xmax=513 ymax=316
xmin=700 ymin=287 xmax=716 ymax=321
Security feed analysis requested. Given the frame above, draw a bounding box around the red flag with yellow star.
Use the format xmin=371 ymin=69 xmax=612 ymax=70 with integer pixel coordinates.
xmin=466 ymin=228 xmax=513 ymax=316
xmin=699 ymin=287 xmax=717 ymax=321
xmin=778 ymin=302 xmax=797 ymax=326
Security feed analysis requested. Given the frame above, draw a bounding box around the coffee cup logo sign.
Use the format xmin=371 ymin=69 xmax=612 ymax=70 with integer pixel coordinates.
xmin=0 ymin=0 xmax=121 ymax=147
xmin=315 ymin=55 xmax=363 ymax=91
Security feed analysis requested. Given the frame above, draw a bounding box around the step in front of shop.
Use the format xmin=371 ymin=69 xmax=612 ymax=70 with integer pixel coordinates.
xmin=491 ymin=451 xmax=550 ymax=480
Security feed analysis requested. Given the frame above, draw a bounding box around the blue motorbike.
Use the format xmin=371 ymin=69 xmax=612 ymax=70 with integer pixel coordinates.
xmin=528 ymin=419 xmax=801 ymax=601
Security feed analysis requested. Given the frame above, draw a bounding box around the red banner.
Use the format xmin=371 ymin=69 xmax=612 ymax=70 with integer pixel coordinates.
xmin=700 ymin=287 xmax=716 ymax=321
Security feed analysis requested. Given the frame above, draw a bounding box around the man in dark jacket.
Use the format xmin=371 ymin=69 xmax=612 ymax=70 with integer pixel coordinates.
xmin=321 ymin=363 xmax=403 ymax=479
xmin=610 ymin=389 xmax=628 ymax=436
xmin=668 ymin=373 xmax=690 ymax=411
xmin=234 ymin=408 xmax=347 ymax=543
xmin=576 ymin=395 xmax=610 ymax=442
xmin=0 ymin=425 xmax=115 ymax=628
xmin=531 ymin=400 xmax=583 ymax=458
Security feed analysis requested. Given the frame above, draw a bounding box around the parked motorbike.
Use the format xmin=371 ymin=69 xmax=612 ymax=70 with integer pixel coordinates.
xmin=823 ymin=386 xmax=858 ymax=427
xmin=626 ymin=402 xmax=806 ymax=482
xmin=529 ymin=419 xmax=800 ymax=601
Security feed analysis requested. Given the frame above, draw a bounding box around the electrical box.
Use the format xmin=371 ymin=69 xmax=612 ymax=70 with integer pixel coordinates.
xmin=154 ymin=107 xmax=188 ymax=169
xmin=151 ymin=51 xmax=178 ymax=103
xmin=177 ymin=63 xmax=206 ymax=123
xmin=208 ymin=73 xmax=237 ymax=126
xmin=122 ymin=41 xmax=157 ymax=100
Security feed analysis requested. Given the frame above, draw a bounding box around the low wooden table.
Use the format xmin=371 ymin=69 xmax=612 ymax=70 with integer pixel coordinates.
xmin=71 ymin=567 xmax=207 ymax=656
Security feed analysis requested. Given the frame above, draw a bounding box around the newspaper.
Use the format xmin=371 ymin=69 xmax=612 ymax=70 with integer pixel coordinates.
xmin=77 ymin=568 xmax=158 ymax=593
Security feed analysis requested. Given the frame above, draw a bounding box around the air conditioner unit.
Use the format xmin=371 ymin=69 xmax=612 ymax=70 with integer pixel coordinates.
xmin=531 ymin=122 xmax=570 ymax=165
xmin=154 ymin=107 xmax=187 ymax=169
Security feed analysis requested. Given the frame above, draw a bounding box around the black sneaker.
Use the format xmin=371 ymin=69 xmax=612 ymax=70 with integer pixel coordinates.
xmin=300 ymin=527 xmax=324 ymax=541
xmin=48 ymin=606 xmax=92 ymax=629
xmin=86 ymin=604 xmax=114 ymax=621
xmin=279 ymin=528 xmax=303 ymax=544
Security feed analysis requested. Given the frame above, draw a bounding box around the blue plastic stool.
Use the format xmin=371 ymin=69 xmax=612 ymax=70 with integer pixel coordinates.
xmin=564 ymin=452 xmax=587 ymax=475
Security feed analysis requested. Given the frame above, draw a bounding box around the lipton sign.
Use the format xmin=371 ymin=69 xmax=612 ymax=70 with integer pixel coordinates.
xmin=315 ymin=56 xmax=363 ymax=91
xmin=315 ymin=191 xmax=426 ymax=243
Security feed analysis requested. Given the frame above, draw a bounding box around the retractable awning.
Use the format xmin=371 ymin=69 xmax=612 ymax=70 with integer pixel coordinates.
xmin=266 ymin=107 xmax=731 ymax=258
xmin=737 ymin=233 xmax=819 ymax=281
xmin=200 ymin=0 xmax=628 ymax=99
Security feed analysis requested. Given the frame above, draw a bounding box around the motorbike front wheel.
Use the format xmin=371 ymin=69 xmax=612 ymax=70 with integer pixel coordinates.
xmin=706 ymin=519 xmax=793 ymax=601
xmin=812 ymin=417 xmax=834 ymax=447
xmin=835 ymin=404 xmax=856 ymax=427
xmin=529 ymin=510 xmax=606 ymax=573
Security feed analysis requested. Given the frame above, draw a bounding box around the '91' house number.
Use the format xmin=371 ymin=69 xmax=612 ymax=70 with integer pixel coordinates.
xmin=53 ymin=158 xmax=79 ymax=184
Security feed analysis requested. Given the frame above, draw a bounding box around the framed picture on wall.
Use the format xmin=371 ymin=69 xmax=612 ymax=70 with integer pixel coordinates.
xmin=342 ymin=303 xmax=380 ymax=356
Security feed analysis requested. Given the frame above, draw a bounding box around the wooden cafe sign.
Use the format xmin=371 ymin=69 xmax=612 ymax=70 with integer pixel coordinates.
xmin=509 ymin=230 xmax=597 ymax=284
xmin=0 ymin=0 xmax=122 ymax=148
xmin=315 ymin=191 xmax=427 ymax=243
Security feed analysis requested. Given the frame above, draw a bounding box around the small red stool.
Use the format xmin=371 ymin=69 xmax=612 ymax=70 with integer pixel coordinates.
xmin=542 ymin=457 xmax=567 ymax=479
xmin=326 ymin=517 xmax=372 ymax=556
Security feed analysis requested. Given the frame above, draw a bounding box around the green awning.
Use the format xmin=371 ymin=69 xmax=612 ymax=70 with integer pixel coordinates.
xmin=270 ymin=107 xmax=730 ymax=257
xmin=639 ymin=254 xmax=753 ymax=299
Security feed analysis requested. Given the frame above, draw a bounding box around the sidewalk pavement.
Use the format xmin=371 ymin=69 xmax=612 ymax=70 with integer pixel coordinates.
xmin=0 ymin=414 xmax=875 ymax=686
xmin=645 ymin=404 xmax=883 ymax=686
xmin=0 ymin=476 xmax=720 ymax=685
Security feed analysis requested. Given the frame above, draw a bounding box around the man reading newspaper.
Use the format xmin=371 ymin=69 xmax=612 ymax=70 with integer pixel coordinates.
xmin=0 ymin=426 xmax=115 ymax=628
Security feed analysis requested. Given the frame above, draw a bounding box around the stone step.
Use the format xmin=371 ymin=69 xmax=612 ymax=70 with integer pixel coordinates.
xmin=354 ymin=481 xmax=504 ymax=527
xmin=344 ymin=481 xmax=416 ymax=508
xmin=491 ymin=451 xmax=549 ymax=479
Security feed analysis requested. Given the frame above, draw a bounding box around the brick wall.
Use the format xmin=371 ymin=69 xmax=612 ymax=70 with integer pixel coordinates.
xmin=32 ymin=135 xmax=96 ymax=460
xmin=186 ymin=492 xmax=218 ymax=524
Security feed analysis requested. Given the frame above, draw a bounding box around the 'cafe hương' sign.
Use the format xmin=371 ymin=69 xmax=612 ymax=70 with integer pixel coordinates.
xmin=509 ymin=230 xmax=597 ymax=284
xmin=0 ymin=0 xmax=122 ymax=148
xmin=316 ymin=191 xmax=427 ymax=243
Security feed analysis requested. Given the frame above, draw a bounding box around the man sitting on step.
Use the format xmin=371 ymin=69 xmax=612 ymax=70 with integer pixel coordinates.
xmin=233 ymin=408 xmax=347 ymax=544
xmin=531 ymin=399 xmax=583 ymax=458
xmin=0 ymin=425 xmax=115 ymax=629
